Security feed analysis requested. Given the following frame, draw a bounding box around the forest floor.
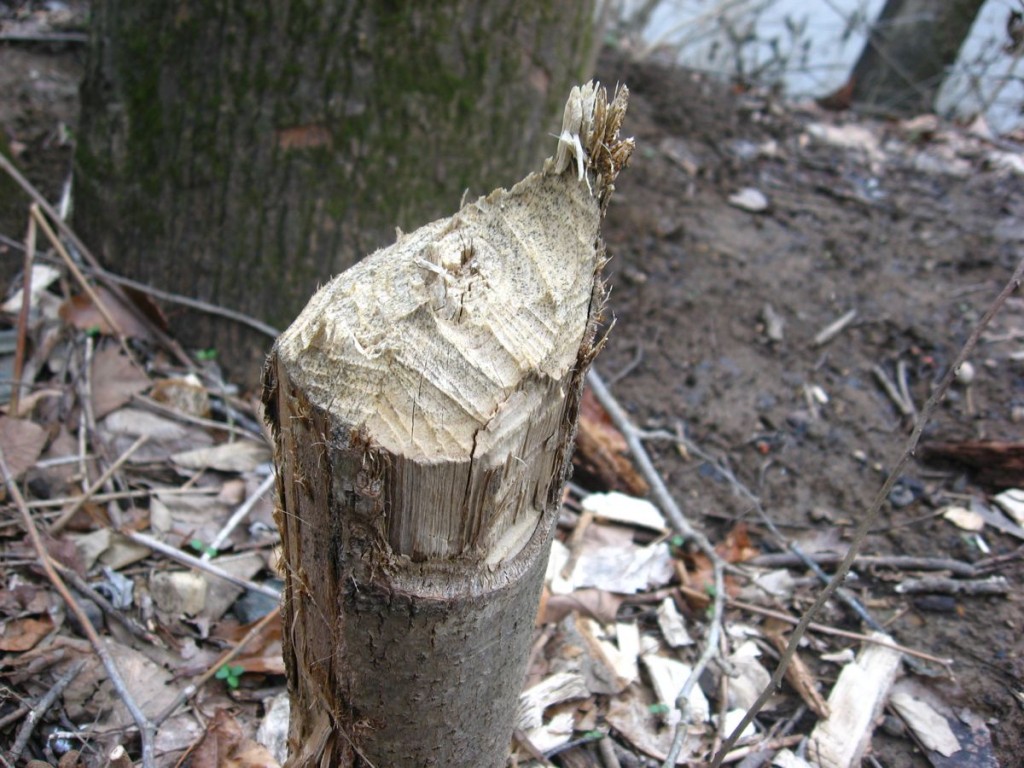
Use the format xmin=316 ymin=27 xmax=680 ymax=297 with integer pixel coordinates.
xmin=2 ymin=13 xmax=1023 ymax=768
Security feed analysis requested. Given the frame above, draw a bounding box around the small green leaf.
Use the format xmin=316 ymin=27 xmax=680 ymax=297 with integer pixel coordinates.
xmin=215 ymin=665 xmax=230 ymax=680
xmin=648 ymin=702 xmax=670 ymax=715
xmin=669 ymin=534 xmax=684 ymax=548
xmin=188 ymin=539 xmax=217 ymax=557
xmin=195 ymin=348 xmax=218 ymax=361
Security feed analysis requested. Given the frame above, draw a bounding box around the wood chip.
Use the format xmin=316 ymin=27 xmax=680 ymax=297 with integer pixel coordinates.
xmin=808 ymin=632 xmax=902 ymax=768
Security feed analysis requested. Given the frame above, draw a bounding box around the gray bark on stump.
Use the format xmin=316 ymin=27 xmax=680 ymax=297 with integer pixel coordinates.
xmin=262 ymin=84 xmax=633 ymax=767
xmin=73 ymin=0 xmax=597 ymax=383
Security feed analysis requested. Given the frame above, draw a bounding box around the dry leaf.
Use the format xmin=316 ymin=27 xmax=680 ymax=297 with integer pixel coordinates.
xmin=172 ymin=440 xmax=272 ymax=473
xmin=191 ymin=709 xmax=281 ymax=768
xmin=0 ymin=615 xmax=55 ymax=651
xmin=764 ymin=625 xmax=829 ymax=719
xmin=150 ymin=375 xmax=212 ymax=419
xmin=1 ymin=264 xmax=61 ymax=313
xmin=58 ymin=285 xmax=154 ymax=341
xmin=716 ymin=522 xmax=759 ymax=563
xmin=942 ymin=505 xmax=985 ymax=532
xmin=540 ymin=588 xmax=624 ymax=625
xmin=581 ymin=491 xmax=666 ymax=531
xmin=100 ymin=407 xmax=213 ymax=461
xmin=574 ymin=387 xmax=649 ymax=495
xmin=90 ymin=344 xmax=150 ymax=419
xmin=0 ymin=415 xmax=48 ymax=480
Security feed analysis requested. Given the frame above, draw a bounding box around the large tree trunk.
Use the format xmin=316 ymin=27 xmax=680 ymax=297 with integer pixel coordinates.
xmin=843 ymin=0 xmax=984 ymax=116
xmin=262 ymin=84 xmax=632 ymax=768
xmin=74 ymin=1 xmax=597 ymax=383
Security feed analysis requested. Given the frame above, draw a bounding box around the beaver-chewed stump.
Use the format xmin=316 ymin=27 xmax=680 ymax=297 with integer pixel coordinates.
xmin=262 ymin=82 xmax=633 ymax=768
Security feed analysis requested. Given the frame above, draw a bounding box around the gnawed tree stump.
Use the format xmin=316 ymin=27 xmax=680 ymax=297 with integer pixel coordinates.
xmin=262 ymin=83 xmax=633 ymax=767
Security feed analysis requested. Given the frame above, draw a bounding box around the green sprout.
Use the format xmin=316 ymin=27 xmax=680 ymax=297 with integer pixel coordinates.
xmin=215 ymin=664 xmax=245 ymax=689
xmin=195 ymin=348 xmax=218 ymax=361
xmin=648 ymin=702 xmax=670 ymax=716
xmin=189 ymin=539 xmax=218 ymax=557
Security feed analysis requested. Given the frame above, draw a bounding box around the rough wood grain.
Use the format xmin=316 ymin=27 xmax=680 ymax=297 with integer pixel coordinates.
xmin=263 ymin=83 xmax=633 ymax=767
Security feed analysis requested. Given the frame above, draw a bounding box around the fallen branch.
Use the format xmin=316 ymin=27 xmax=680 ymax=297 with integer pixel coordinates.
xmin=894 ymin=575 xmax=1010 ymax=596
xmin=746 ymin=552 xmax=981 ymax=577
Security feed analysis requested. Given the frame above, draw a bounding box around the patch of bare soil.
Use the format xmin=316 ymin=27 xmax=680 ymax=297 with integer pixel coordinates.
xmin=2 ymin=27 xmax=1023 ymax=768
xmin=597 ymin=51 xmax=1024 ymax=765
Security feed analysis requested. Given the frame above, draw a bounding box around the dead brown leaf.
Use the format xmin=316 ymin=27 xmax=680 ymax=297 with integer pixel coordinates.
xmin=574 ymin=387 xmax=649 ymax=495
xmin=150 ymin=376 xmax=212 ymax=419
xmin=716 ymin=523 xmax=760 ymax=564
xmin=0 ymin=615 xmax=55 ymax=651
xmin=191 ymin=709 xmax=281 ymax=768
xmin=58 ymin=286 xmax=154 ymax=341
xmin=764 ymin=621 xmax=829 ymax=719
xmin=0 ymin=415 xmax=48 ymax=480
xmin=540 ymin=588 xmax=625 ymax=626
xmin=90 ymin=343 xmax=151 ymax=419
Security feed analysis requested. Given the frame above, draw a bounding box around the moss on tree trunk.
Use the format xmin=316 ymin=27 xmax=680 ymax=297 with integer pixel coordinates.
xmin=74 ymin=0 xmax=597 ymax=382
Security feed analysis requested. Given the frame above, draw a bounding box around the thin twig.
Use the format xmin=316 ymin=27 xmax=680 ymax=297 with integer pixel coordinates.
xmin=10 ymin=212 xmax=36 ymax=416
xmin=30 ymin=206 xmax=131 ymax=350
xmin=709 ymin=257 xmax=1024 ymax=767
xmin=896 ymin=359 xmax=917 ymax=419
xmin=790 ymin=542 xmax=886 ymax=634
xmin=48 ymin=434 xmax=149 ymax=534
xmin=202 ymin=472 xmax=276 ymax=560
xmin=872 ymin=363 xmax=914 ymax=417
xmin=894 ymin=575 xmax=1009 ymax=596
xmin=131 ymin=393 xmax=264 ymax=441
xmin=678 ymin=586 xmax=953 ymax=666
xmin=89 ymin=266 xmax=281 ymax=339
xmin=14 ymin=485 xmax=218 ymax=510
xmin=812 ymin=308 xmax=857 ymax=347
xmin=122 ymin=529 xmax=281 ymax=600
xmin=658 ymin=424 xmax=924 ymax=666
xmin=0 ymin=447 xmax=156 ymax=768
xmin=747 ymin=552 xmax=979 ymax=578
xmin=8 ymin=658 xmax=87 ymax=762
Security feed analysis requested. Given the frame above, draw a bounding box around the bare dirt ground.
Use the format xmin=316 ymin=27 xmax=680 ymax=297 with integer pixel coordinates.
xmin=2 ymin=19 xmax=1023 ymax=768
xmin=596 ymin=51 xmax=1024 ymax=765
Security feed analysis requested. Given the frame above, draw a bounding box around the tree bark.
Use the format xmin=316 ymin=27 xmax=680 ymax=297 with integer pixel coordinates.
xmin=842 ymin=0 xmax=984 ymax=116
xmin=262 ymin=84 xmax=632 ymax=768
xmin=73 ymin=0 xmax=597 ymax=383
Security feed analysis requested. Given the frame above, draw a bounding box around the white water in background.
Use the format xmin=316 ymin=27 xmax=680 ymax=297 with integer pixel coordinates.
xmin=630 ymin=0 xmax=1023 ymax=133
